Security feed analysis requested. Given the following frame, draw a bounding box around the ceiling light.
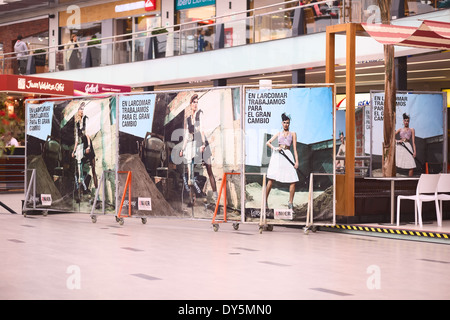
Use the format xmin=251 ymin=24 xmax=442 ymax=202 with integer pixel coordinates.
xmin=336 ymin=72 xmax=385 ymax=78
xmin=250 ymin=73 xmax=291 ymax=80
xmin=407 ymin=68 xmax=450 ymax=73
xmin=408 ymin=58 xmax=450 ymax=65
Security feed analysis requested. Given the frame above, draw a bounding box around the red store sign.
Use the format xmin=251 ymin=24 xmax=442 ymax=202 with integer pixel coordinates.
xmin=0 ymin=75 xmax=131 ymax=97
xmin=73 ymin=81 xmax=131 ymax=96
xmin=145 ymin=0 xmax=156 ymax=11
xmin=0 ymin=75 xmax=73 ymax=96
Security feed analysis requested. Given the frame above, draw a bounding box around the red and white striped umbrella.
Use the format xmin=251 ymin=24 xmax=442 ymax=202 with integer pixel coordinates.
xmin=361 ymin=20 xmax=450 ymax=50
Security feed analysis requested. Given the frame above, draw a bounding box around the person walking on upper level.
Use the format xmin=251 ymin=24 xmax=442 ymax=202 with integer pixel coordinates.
xmin=66 ymin=33 xmax=81 ymax=70
xmin=14 ymin=35 xmax=28 ymax=75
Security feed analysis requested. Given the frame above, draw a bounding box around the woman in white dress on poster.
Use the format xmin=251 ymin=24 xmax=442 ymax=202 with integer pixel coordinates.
xmin=265 ymin=113 xmax=299 ymax=209
xmin=395 ymin=113 xmax=416 ymax=176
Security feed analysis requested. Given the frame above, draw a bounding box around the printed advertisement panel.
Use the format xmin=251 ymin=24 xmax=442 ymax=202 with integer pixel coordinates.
xmin=25 ymin=97 xmax=117 ymax=214
xmin=117 ymin=87 xmax=241 ymax=219
xmin=244 ymin=86 xmax=335 ymax=224
xmin=369 ymin=91 xmax=446 ymax=176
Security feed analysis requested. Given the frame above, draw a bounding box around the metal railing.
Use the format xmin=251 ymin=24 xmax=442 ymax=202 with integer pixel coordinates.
xmin=0 ymin=0 xmax=442 ymax=75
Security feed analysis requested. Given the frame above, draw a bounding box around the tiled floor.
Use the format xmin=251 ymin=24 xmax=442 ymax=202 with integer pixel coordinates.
xmin=1 ymin=193 xmax=450 ymax=300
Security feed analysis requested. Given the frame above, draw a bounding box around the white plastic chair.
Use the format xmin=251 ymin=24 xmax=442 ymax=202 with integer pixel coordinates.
xmin=435 ymin=173 xmax=450 ymax=226
xmin=396 ymin=174 xmax=440 ymax=227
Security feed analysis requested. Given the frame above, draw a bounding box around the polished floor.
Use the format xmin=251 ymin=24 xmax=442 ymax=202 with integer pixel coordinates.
xmin=0 ymin=193 xmax=449 ymax=300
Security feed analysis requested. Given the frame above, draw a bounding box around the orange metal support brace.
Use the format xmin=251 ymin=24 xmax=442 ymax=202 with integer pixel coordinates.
xmin=117 ymin=171 xmax=132 ymax=218
xmin=212 ymin=172 xmax=240 ymax=224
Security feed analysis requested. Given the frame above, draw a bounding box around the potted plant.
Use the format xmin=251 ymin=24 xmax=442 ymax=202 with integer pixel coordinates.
xmin=87 ymin=35 xmax=101 ymax=67
xmin=34 ymin=49 xmax=46 ymax=66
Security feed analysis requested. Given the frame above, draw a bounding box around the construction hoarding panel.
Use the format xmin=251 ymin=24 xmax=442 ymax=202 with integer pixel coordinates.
xmin=25 ymin=97 xmax=117 ymax=213
xmin=117 ymin=87 xmax=241 ymax=218
xmin=244 ymin=86 xmax=335 ymax=225
xmin=368 ymin=91 xmax=447 ymax=175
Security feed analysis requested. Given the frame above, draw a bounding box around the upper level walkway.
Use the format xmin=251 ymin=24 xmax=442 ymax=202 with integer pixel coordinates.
xmin=1 ymin=1 xmax=449 ymax=87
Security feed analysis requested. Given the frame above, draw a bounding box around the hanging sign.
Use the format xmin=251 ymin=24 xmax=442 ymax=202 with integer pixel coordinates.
xmin=1 ymin=75 xmax=73 ymax=96
xmin=26 ymin=101 xmax=54 ymax=141
xmin=115 ymin=1 xmax=156 ymax=13
xmin=73 ymin=81 xmax=131 ymax=96
xmin=145 ymin=0 xmax=156 ymax=11
xmin=118 ymin=94 xmax=156 ymax=138
xmin=176 ymin=0 xmax=216 ymax=10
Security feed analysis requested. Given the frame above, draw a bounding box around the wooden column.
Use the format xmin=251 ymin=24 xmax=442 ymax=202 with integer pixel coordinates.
xmin=345 ymin=23 xmax=356 ymax=217
xmin=325 ymin=27 xmax=335 ymax=86
xmin=326 ymin=23 xmax=363 ymax=217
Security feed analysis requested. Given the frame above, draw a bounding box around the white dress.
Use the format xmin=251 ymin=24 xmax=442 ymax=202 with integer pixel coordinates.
xmin=266 ymin=132 xmax=299 ymax=183
xmin=396 ymin=128 xmax=416 ymax=169
xmin=396 ymin=141 xmax=416 ymax=169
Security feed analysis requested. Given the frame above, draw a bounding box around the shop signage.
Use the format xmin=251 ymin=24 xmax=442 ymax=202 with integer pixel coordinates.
xmin=18 ymin=77 xmax=65 ymax=93
xmin=2 ymin=75 xmax=73 ymax=96
xmin=145 ymin=0 xmax=156 ymax=11
xmin=26 ymin=101 xmax=54 ymax=141
xmin=115 ymin=0 xmax=156 ymax=13
xmin=0 ymin=75 xmax=131 ymax=97
xmin=73 ymin=81 xmax=131 ymax=96
xmin=176 ymin=0 xmax=215 ymax=10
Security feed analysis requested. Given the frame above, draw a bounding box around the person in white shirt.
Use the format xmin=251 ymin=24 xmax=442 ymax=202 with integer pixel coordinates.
xmin=66 ymin=34 xmax=81 ymax=70
xmin=3 ymin=131 xmax=19 ymax=147
xmin=14 ymin=35 xmax=28 ymax=75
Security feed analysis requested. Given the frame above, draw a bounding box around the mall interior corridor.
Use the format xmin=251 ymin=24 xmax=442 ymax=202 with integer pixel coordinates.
xmin=1 ymin=200 xmax=449 ymax=300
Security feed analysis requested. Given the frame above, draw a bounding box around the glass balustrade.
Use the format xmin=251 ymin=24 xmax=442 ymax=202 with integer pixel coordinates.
xmin=0 ymin=0 xmax=443 ymax=75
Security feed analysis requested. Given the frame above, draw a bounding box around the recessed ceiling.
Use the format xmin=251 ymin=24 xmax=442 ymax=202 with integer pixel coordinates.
xmin=155 ymin=50 xmax=450 ymax=93
xmin=0 ymin=0 xmax=54 ymax=16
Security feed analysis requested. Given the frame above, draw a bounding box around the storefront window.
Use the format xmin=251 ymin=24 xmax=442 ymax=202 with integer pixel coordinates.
xmin=61 ymin=22 xmax=101 ymax=46
xmin=176 ymin=5 xmax=216 ymax=53
xmin=60 ymin=22 xmax=101 ymax=70
xmin=114 ymin=14 xmax=161 ymax=63
xmin=25 ymin=31 xmax=49 ymax=50
xmin=249 ymin=0 xmax=297 ymax=42
xmin=135 ymin=15 xmax=161 ymax=32
xmin=135 ymin=15 xmax=161 ymax=61
xmin=114 ymin=18 xmax=132 ymax=64
xmin=249 ymin=0 xmax=294 ymax=13
xmin=26 ymin=31 xmax=49 ymax=73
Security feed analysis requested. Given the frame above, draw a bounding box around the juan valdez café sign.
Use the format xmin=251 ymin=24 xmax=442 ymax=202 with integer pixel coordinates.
xmin=19 ymin=77 xmax=66 ymax=93
xmin=0 ymin=75 xmax=73 ymax=96
xmin=0 ymin=75 xmax=130 ymax=96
